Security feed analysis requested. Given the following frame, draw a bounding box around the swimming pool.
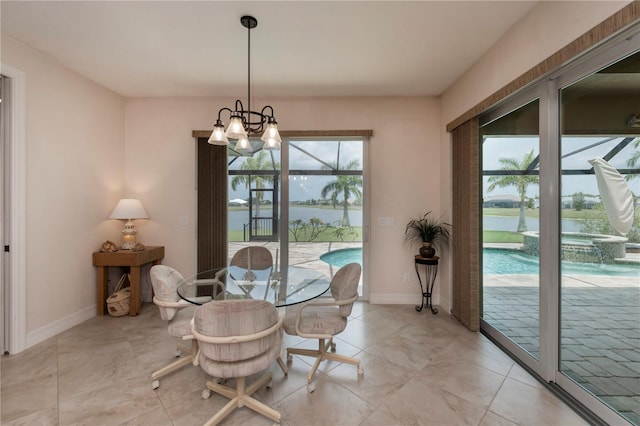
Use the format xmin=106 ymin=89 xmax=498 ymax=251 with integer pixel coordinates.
xmin=485 ymin=248 xmax=638 ymax=276
xmin=321 ymin=247 xmax=638 ymax=277
xmin=320 ymin=248 xmax=362 ymax=268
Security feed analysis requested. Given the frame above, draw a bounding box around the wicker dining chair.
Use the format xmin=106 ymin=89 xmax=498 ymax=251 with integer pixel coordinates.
xmin=189 ymin=299 xmax=284 ymax=425
xmin=149 ymin=265 xmax=225 ymax=390
xmin=283 ymin=262 xmax=363 ymax=392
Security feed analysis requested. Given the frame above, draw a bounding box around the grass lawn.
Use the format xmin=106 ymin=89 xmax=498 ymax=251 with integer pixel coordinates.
xmin=483 ymin=207 xmax=608 ymax=220
xmin=483 ymin=230 xmax=524 ymax=243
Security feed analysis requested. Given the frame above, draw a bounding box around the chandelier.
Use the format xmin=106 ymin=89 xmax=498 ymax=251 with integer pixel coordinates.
xmin=208 ymin=15 xmax=281 ymax=151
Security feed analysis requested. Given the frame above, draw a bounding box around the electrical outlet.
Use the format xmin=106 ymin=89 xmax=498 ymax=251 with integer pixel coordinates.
xmin=403 ymin=272 xmax=410 ymax=283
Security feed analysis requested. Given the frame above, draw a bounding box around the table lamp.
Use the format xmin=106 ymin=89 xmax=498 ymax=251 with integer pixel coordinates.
xmin=109 ymin=198 xmax=149 ymax=249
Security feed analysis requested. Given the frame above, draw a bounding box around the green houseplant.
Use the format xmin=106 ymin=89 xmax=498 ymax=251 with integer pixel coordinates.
xmin=405 ymin=211 xmax=451 ymax=258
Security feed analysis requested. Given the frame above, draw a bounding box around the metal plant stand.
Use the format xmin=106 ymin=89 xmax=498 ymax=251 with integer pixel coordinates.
xmin=414 ymin=255 xmax=439 ymax=314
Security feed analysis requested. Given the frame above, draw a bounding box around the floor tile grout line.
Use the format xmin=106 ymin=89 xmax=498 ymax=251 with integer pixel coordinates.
xmin=476 ymin=362 xmax=514 ymax=426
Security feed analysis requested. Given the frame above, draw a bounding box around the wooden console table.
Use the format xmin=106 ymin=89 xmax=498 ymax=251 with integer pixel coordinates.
xmin=93 ymin=246 xmax=164 ymax=316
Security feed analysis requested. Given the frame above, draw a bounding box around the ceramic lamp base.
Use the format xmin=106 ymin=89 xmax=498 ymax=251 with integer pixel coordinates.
xmin=121 ymin=220 xmax=137 ymax=249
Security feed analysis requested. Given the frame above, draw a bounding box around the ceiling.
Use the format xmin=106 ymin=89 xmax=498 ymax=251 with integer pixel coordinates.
xmin=1 ymin=1 xmax=537 ymax=98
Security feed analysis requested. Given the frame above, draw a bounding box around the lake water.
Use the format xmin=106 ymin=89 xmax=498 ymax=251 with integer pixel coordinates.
xmin=229 ymin=207 xmax=584 ymax=233
xmin=483 ymin=216 xmax=584 ymax=232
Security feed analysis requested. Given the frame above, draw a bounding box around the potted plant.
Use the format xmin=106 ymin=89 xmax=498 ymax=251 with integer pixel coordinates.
xmin=404 ymin=211 xmax=451 ymax=258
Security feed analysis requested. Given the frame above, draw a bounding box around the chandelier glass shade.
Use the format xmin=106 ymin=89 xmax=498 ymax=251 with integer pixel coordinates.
xmin=235 ymin=135 xmax=252 ymax=152
xmin=208 ymin=15 xmax=281 ymax=151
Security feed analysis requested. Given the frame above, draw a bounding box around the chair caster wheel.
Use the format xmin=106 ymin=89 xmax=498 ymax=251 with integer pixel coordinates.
xmin=202 ymin=389 xmax=211 ymax=400
xmin=287 ymin=354 xmax=293 ymax=363
xmin=175 ymin=348 xmax=181 ymax=357
xmin=357 ymin=366 xmax=364 ymax=375
xmin=330 ymin=342 xmax=336 ymax=352
xmin=151 ymin=380 xmax=160 ymax=390
xmin=266 ymin=379 xmax=273 ymax=389
xmin=307 ymin=382 xmax=315 ymax=393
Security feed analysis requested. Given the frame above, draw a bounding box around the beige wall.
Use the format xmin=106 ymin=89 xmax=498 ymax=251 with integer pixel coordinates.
xmin=1 ymin=35 xmax=125 ymax=341
xmin=438 ymin=0 xmax=631 ymax=309
xmin=125 ymin=96 xmax=442 ymax=304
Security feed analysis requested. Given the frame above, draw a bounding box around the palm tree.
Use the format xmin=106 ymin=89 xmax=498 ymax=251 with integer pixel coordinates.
xmin=487 ymin=149 xmax=539 ymax=232
xmin=230 ymin=151 xmax=278 ymax=217
xmin=320 ymin=159 xmax=363 ymax=226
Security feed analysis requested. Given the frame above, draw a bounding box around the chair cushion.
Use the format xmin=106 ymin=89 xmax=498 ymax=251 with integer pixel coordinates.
xmin=194 ymin=300 xmax=279 ymax=363
xmin=150 ymin=265 xmax=185 ymax=321
xmin=167 ymin=305 xmax=196 ymax=338
xmin=198 ymin=329 xmax=282 ymax=379
xmin=283 ymin=305 xmax=347 ymax=337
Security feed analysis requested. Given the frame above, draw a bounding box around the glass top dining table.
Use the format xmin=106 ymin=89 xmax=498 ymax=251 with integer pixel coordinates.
xmin=176 ymin=265 xmax=331 ymax=307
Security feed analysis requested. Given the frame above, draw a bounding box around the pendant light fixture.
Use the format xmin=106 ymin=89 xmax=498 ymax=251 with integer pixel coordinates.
xmin=208 ymin=15 xmax=281 ymax=151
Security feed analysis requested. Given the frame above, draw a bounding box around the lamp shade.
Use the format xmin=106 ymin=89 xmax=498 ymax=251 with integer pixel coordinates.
xmin=235 ymin=135 xmax=252 ymax=152
xmin=208 ymin=121 xmax=229 ymax=145
xmin=225 ymin=116 xmax=248 ymax=139
xmin=261 ymin=122 xmax=281 ymax=150
xmin=109 ymin=199 xmax=149 ymax=220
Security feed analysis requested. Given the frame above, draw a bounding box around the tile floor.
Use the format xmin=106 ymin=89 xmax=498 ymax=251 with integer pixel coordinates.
xmin=1 ymin=302 xmax=588 ymax=426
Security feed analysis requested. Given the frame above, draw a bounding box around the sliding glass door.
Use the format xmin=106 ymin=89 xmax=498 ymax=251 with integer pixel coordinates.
xmin=555 ymin=48 xmax=640 ymax=425
xmin=227 ymin=137 xmax=367 ymax=297
xmin=480 ymin=27 xmax=639 ymax=425
xmin=480 ymin=96 xmax=542 ymax=369
xmin=284 ymin=139 xmax=365 ymax=295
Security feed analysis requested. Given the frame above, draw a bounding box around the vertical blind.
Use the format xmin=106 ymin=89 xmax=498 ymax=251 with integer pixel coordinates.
xmin=451 ymin=118 xmax=480 ymax=331
xmin=197 ymin=138 xmax=228 ymax=272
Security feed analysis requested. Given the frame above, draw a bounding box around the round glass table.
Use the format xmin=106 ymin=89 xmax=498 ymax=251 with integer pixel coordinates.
xmin=176 ymin=266 xmax=331 ymax=307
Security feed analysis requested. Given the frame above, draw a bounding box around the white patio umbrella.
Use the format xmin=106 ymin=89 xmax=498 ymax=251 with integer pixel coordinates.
xmin=588 ymin=157 xmax=635 ymax=236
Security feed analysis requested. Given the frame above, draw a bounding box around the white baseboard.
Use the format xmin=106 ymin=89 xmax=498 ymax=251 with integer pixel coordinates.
xmin=26 ymin=305 xmax=95 ymax=349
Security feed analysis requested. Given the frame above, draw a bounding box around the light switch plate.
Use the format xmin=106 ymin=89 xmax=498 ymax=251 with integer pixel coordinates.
xmin=378 ymin=217 xmax=394 ymax=227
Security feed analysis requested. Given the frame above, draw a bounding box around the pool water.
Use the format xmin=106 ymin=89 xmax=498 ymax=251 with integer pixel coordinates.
xmin=320 ymin=248 xmax=362 ymax=267
xmin=321 ymin=247 xmax=638 ymax=277
xmin=484 ymin=248 xmax=639 ymax=277
xmin=561 ymin=236 xmax=594 ymax=245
